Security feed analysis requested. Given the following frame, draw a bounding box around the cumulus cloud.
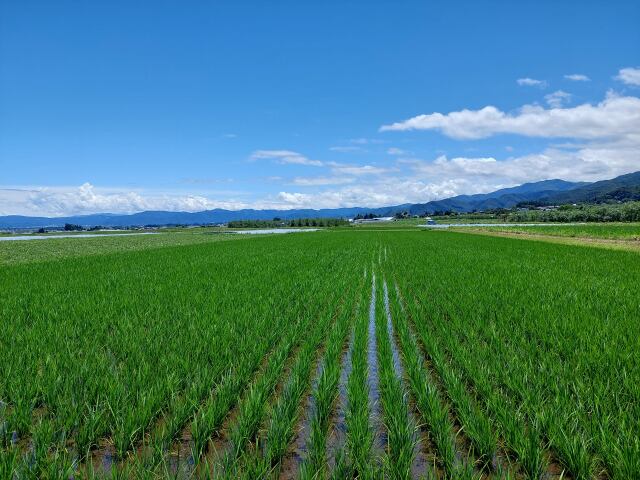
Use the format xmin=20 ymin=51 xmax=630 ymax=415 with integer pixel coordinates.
xmin=517 ymin=78 xmax=548 ymax=88
xmin=0 ymin=183 xmax=250 ymax=217
xmin=266 ymin=179 xmax=476 ymax=209
xmin=564 ymin=74 xmax=590 ymax=82
xmin=616 ymin=67 xmax=640 ymax=86
xmin=544 ymin=90 xmax=572 ymax=108
xmin=250 ymin=150 xmax=324 ymax=166
xmin=380 ymin=92 xmax=640 ymax=140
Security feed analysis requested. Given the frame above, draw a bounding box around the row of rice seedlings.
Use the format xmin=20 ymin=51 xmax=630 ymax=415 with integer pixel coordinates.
xmin=9 ymin=416 xmax=74 ymax=478
xmin=398 ymin=280 xmax=544 ymax=479
xmin=374 ymin=276 xmax=416 ymax=478
xmin=134 ymin=264 xmax=342 ymax=475
xmin=427 ymin=232 xmax=636 ymax=477
xmin=366 ymin=273 xmax=385 ymax=462
xmin=385 ymin=279 xmax=459 ymax=478
xmin=342 ymin=275 xmax=375 ymax=478
xmin=217 ymin=288 xmax=344 ymax=477
xmin=298 ymin=283 xmax=362 ymax=478
xmin=469 ymin=317 xmax=594 ymax=479
xmin=86 ymin=285 xmax=310 ymax=476
xmin=1 ymin=260 xmax=247 ymax=465
xmin=418 ymin=287 xmax=586 ymax=479
xmin=325 ymin=272 xmax=371 ymax=478
xmin=186 ymin=279 xmax=331 ymax=465
xmin=389 ymin=235 xmax=608 ymax=478
xmin=189 ymin=326 xmax=293 ymax=463
xmin=400 ymin=296 xmax=497 ymax=470
xmin=240 ymin=289 xmax=355 ymax=478
xmin=482 ymin=317 xmax=606 ymax=479
xmin=214 ymin=330 xmax=304 ymax=475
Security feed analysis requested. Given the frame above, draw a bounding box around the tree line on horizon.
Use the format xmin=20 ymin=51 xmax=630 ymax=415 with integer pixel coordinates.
xmin=227 ymin=217 xmax=349 ymax=228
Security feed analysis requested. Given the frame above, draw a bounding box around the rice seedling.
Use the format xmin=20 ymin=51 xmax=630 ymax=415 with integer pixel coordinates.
xmin=387 ymin=280 xmax=457 ymax=478
xmin=374 ymin=277 xmax=416 ymax=479
xmin=239 ymin=294 xmax=352 ymax=478
xmin=299 ymin=283 xmax=360 ymax=479
xmin=343 ymin=278 xmax=375 ymax=478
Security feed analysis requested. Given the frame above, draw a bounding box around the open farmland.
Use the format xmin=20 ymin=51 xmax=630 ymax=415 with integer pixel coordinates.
xmin=462 ymin=223 xmax=640 ymax=241
xmin=1 ymin=230 xmax=639 ymax=479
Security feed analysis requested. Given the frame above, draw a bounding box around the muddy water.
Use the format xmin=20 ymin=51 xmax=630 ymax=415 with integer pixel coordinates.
xmin=89 ymin=443 xmax=116 ymax=477
xmin=167 ymin=430 xmax=196 ymax=478
xmin=367 ymin=274 xmax=386 ymax=460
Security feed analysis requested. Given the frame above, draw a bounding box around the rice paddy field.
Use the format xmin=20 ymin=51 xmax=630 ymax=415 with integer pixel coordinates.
xmin=466 ymin=223 xmax=640 ymax=241
xmin=1 ymin=229 xmax=639 ymax=479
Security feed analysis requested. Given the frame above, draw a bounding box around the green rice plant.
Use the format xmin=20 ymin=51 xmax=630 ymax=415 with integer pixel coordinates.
xmin=2 ymin=228 xmax=639 ymax=478
xmin=387 ymin=280 xmax=457 ymax=477
xmin=386 ymin=230 xmax=640 ymax=478
xmin=299 ymin=287 xmax=359 ymax=479
xmin=374 ymin=277 xmax=416 ymax=479
xmin=0 ymin=445 xmax=20 ymax=479
xmin=221 ymin=286 xmax=343 ymax=476
xmin=221 ymin=332 xmax=299 ymax=470
xmin=190 ymin=320 xmax=296 ymax=461
xmin=239 ymin=300 xmax=348 ymax=477
xmin=400 ymin=282 xmax=547 ymax=479
xmin=344 ymin=279 xmax=375 ymax=479
xmin=406 ymin=305 xmax=497 ymax=469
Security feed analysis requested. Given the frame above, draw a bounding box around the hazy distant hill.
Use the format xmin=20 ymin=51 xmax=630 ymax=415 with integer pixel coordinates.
xmin=1 ymin=171 xmax=638 ymax=229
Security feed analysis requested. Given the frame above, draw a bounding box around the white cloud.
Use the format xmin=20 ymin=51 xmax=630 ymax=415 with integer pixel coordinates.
xmin=386 ymin=147 xmax=409 ymax=155
xmin=250 ymin=150 xmax=324 ymax=166
xmin=349 ymin=138 xmax=384 ymax=145
xmin=331 ymin=164 xmax=393 ymax=176
xmin=380 ymin=92 xmax=640 ymax=140
xmin=0 ymin=183 xmax=250 ymax=217
xmin=517 ymin=78 xmax=548 ymax=88
xmin=289 ymin=176 xmax=354 ymax=186
xmin=404 ymin=139 xmax=640 ymax=185
xmin=544 ymin=90 xmax=572 ymax=108
xmin=267 ymin=179 xmax=474 ymax=209
xmin=616 ymin=67 xmax=640 ymax=86
xmin=564 ymin=74 xmax=590 ymax=82
xmin=329 ymin=146 xmax=366 ymax=153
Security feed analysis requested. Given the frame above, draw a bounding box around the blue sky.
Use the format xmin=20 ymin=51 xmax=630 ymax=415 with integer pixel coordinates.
xmin=1 ymin=0 xmax=639 ymax=215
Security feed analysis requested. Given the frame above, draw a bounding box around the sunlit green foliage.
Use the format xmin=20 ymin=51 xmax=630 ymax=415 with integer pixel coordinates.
xmin=0 ymin=229 xmax=638 ymax=478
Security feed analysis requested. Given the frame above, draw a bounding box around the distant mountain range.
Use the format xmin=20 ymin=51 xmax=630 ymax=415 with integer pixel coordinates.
xmin=1 ymin=171 xmax=638 ymax=229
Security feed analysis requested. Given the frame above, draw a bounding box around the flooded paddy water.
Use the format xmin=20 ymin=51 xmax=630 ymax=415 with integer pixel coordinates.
xmin=367 ymin=274 xmax=386 ymax=461
xmin=0 ymin=232 xmax=158 ymax=241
